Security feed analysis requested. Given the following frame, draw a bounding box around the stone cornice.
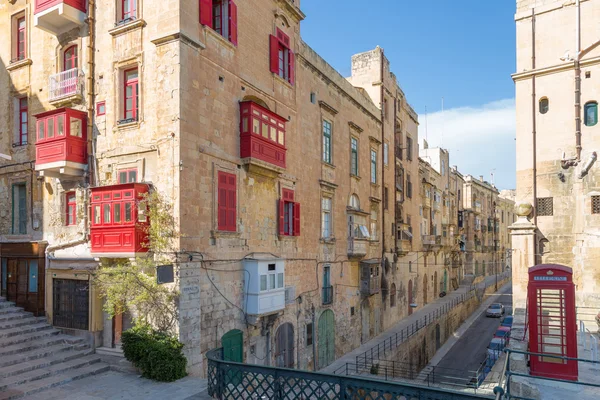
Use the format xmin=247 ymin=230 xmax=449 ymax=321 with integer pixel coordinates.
xmin=109 ymin=18 xmax=146 ymax=37
xmin=348 ymin=121 xmax=363 ymax=133
xmin=318 ymin=100 xmax=338 ymax=115
xmin=275 ymin=0 xmax=306 ymax=22
xmin=151 ymin=31 xmax=206 ymax=50
xmin=512 ymin=56 xmax=600 ymax=81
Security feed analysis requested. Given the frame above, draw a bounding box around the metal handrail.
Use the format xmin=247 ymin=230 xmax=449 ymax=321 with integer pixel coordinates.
xmin=493 ymin=350 xmax=510 ymax=400
xmin=354 ymin=272 xmax=511 ymax=372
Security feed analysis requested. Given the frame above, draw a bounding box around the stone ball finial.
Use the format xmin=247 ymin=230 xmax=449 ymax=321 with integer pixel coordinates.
xmin=515 ymin=202 xmax=533 ymax=218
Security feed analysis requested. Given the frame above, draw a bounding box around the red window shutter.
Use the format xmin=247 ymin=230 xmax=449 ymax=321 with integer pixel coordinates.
xmin=289 ymin=51 xmax=295 ymax=85
xmin=228 ymin=0 xmax=238 ymax=46
xmin=276 ymin=28 xmax=290 ymax=47
xmin=279 ymin=199 xmax=285 ymax=236
xmin=282 ymin=188 xmax=294 ymax=202
xmin=199 ymin=0 xmax=212 ymax=27
xmin=269 ymin=35 xmax=279 ymax=74
xmin=293 ymin=202 xmax=300 ymax=236
xmin=226 ymin=174 xmax=236 ymax=231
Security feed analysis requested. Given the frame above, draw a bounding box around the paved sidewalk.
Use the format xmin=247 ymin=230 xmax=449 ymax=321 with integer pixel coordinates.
xmin=25 ymin=371 xmax=211 ymax=400
xmin=321 ymin=273 xmax=509 ymax=374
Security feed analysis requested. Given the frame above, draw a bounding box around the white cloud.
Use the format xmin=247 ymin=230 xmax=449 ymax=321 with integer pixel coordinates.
xmin=418 ymin=98 xmax=516 ymax=190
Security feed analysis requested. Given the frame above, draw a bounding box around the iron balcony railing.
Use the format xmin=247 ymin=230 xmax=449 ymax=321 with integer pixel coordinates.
xmin=49 ymin=68 xmax=84 ymax=102
xmin=207 ymin=348 xmax=493 ymax=400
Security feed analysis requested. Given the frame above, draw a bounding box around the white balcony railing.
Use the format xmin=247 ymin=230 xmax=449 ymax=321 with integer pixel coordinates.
xmin=49 ymin=68 xmax=84 ymax=102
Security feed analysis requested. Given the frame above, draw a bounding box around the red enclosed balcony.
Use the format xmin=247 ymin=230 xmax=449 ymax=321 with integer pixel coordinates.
xmin=34 ymin=108 xmax=87 ymax=177
xmin=34 ymin=0 xmax=87 ymax=35
xmin=90 ymin=183 xmax=150 ymax=258
xmin=240 ymin=101 xmax=287 ymax=172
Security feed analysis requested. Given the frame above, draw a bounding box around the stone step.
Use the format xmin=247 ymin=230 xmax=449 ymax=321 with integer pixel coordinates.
xmin=0 ymin=323 xmax=53 ymax=339
xmin=0 ymin=316 xmax=47 ymax=330
xmin=0 ymin=359 xmax=109 ymax=400
xmin=0 ymin=334 xmax=85 ymax=357
xmin=0 ymin=347 xmax=94 ymax=380
xmin=0 ymin=311 xmax=33 ymax=323
xmin=0 ymin=342 xmax=89 ymax=371
xmin=0 ymin=328 xmax=60 ymax=348
xmin=0 ymin=301 xmax=16 ymax=309
xmin=0 ymin=307 xmax=24 ymax=316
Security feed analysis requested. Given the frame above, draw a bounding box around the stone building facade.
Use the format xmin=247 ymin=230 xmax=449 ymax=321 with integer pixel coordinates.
xmin=513 ymin=0 xmax=600 ymax=312
xmin=0 ymin=0 xmax=514 ymax=378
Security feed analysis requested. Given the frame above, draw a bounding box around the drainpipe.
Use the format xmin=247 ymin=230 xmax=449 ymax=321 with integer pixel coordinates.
xmin=531 ymin=8 xmax=538 ymax=228
xmin=311 ymin=305 xmax=317 ymax=370
xmin=87 ymin=0 xmax=97 ymax=186
xmin=393 ymin=92 xmax=398 ymax=255
xmin=575 ymin=0 xmax=582 ymax=161
xmin=380 ymin=47 xmax=386 ymax=266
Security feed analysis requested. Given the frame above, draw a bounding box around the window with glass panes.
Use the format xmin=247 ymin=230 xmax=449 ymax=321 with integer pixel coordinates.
xmin=118 ymin=169 xmax=137 ymax=184
xmin=350 ymin=137 xmax=358 ymax=175
xmin=269 ymin=28 xmax=294 ymax=84
xmin=279 ymin=189 xmax=300 ymax=236
xmin=584 ymin=102 xmax=598 ymax=126
xmin=12 ymin=183 xmax=27 ymax=234
xmin=66 ymin=192 xmax=76 ymax=226
xmin=16 ymin=17 xmax=26 ymax=60
xmin=321 ymin=197 xmax=332 ymax=238
xmin=260 ymin=264 xmax=284 ymax=292
xmin=370 ymin=209 xmax=378 ymax=241
xmin=18 ymin=98 xmax=27 ymax=145
xmin=121 ymin=0 xmax=137 ymax=22
xmin=322 ymin=120 xmax=332 ymax=163
xmin=370 ymin=149 xmax=377 ymax=183
xmin=123 ymin=68 xmax=139 ymax=121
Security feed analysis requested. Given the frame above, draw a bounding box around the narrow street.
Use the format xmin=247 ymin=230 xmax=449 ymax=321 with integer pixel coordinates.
xmin=433 ymin=286 xmax=513 ymax=385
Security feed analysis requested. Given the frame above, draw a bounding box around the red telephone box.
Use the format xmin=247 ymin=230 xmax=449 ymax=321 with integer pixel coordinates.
xmin=527 ymin=264 xmax=578 ymax=381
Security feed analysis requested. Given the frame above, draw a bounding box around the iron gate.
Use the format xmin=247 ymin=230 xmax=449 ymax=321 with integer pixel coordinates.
xmin=53 ymin=278 xmax=89 ymax=330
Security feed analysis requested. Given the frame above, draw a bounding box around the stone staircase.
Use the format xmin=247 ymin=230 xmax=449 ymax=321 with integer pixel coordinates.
xmin=0 ymin=296 xmax=109 ymax=400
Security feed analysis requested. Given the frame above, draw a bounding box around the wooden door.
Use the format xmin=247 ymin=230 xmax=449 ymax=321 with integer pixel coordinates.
xmin=318 ymin=310 xmax=335 ymax=369
xmin=53 ymin=279 xmax=89 ymax=330
xmin=222 ymin=329 xmax=243 ymax=386
xmin=6 ymin=260 xmax=17 ymax=304
xmin=275 ymin=323 xmax=294 ymax=368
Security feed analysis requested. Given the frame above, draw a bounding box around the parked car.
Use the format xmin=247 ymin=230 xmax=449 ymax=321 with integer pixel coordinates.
xmin=501 ymin=315 xmax=514 ymax=328
xmin=486 ymin=303 xmax=505 ymax=317
xmin=487 ymin=337 xmax=506 ymax=361
xmin=493 ymin=326 xmax=511 ymax=345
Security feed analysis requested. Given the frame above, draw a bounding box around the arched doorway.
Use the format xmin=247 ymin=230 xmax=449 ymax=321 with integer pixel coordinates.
xmin=361 ymin=300 xmax=370 ymax=342
xmin=222 ymin=329 xmax=243 ymax=363
xmin=423 ymin=274 xmax=428 ymax=305
xmin=275 ymin=323 xmax=294 ymax=368
xmin=318 ymin=310 xmax=335 ymax=369
xmin=390 ymin=283 xmax=396 ymax=308
xmin=434 ymin=271 xmax=438 ymax=297
xmin=408 ymin=279 xmax=413 ymax=315
xmin=443 ymin=270 xmax=448 ymax=292
xmin=475 ymin=261 xmax=479 ymax=276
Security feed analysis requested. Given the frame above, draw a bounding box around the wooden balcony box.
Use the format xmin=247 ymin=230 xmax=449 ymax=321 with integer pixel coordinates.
xmin=34 ymin=0 xmax=87 ymax=35
xmin=34 ymin=108 xmax=87 ymax=177
xmin=239 ymin=101 xmax=287 ymax=174
xmin=90 ymin=183 xmax=150 ymax=258
xmin=360 ymin=260 xmax=380 ymax=296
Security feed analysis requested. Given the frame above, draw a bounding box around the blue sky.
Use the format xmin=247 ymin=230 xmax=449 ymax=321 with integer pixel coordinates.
xmin=300 ymin=1 xmax=517 ymax=189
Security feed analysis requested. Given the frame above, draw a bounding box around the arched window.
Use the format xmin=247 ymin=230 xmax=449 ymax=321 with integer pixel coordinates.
xmin=390 ymin=283 xmax=396 ymax=307
xmin=584 ymin=101 xmax=598 ymax=126
xmin=539 ymin=97 xmax=549 ymax=114
xmin=349 ymin=194 xmax=360 ymax=209
xmin=63 ymin=45 xmax=77 ymax=71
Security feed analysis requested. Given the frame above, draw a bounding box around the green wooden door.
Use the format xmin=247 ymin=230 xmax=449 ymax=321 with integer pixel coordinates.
xmin=222 ymin=329 xmax=243 ymax=386
xmin=222 ymin=329 xmax=243 ymax=362
xmin=318 ymin=310 xmax=335 ymax=369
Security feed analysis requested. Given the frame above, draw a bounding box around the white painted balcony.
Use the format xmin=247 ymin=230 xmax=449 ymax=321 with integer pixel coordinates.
xmin=34 ymin=0 xmax=87 ymax=36
xmin=49 ymin=68 xmax=84 ymax=105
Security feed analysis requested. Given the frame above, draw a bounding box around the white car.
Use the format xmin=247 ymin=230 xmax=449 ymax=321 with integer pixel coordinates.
xmin=486 ymin=303 xmax=505 ymax=318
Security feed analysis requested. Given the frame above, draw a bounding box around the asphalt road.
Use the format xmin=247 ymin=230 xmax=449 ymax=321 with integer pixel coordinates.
xmin=432 ymin=287 xmax=513 ymax=385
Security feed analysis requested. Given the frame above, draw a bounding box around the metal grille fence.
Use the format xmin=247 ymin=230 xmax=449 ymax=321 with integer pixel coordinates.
xmin=207 ymin=348 xmax=493 ymax=400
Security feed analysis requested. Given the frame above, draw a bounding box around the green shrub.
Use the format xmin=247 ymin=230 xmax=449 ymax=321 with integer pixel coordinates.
xmin=121 ymin=324 xmax=187 ymax=382
xmin=370 ymin=363 xmax=380 ymax=375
